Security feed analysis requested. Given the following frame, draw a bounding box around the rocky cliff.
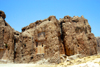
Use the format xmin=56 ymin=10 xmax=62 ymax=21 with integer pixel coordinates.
xmin=59 ymin=15 xmax=97 ymax=56
xmin=0 ymin=10 xmax=14 ymax=62
xmin=0 ymin=11 xmax=97 ymax=63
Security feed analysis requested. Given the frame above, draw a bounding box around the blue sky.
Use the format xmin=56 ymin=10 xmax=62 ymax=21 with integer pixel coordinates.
xmin=0 ymin=0 xmax=100 ymax=37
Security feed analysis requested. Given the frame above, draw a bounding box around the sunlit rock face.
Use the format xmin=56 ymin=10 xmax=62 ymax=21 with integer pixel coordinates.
xmin=96 ymin=37 xmax=100 ymax=54
xmin=59 ymin=15 xmax=97 ymax=56
xmin=15 ymin=16 xmax=64 ymax=63
xmin=0 ymin=11 xmax=15 ymax=62
xmin=0 ymin=11 xmax=97 ymax=63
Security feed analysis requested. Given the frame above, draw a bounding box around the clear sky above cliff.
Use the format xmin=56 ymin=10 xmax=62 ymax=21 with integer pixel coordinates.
xmin=0 ymin=0 xmax=100 ymax=37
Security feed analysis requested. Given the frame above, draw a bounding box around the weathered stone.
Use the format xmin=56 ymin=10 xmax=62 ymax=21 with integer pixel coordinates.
xmin=96 ymin=37 xmax=100 ymax=54
xmin=0 ymin=10 xmax=6 ymax=19
xmin=15 ymin=16 xmax=64 ymax=63
xmin=0 ymin=11 xmax=97 ymax=64
xmin=0 ymin=14 xmax=15 ymax=62
xmin=97 ymin=37 xmax=100 ymax=47
xmin=72 ymin=16 xmax=79 ymax=22
xmin=14 ymin=15 xmax=97 ymax=63
xmin=60 ymin=16 xmax=97 ymax=56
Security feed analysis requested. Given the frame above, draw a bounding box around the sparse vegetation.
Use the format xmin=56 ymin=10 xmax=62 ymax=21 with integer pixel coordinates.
xmin=5 ymin=44 xmax=8 ymax=48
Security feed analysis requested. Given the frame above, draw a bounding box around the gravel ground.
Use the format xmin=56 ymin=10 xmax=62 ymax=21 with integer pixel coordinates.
xmin=1 ymin=54 xmax=100 ymax=67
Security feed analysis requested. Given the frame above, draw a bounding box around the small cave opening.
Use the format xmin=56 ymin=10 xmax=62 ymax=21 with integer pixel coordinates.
xmin=2 ymin=29 xmax=4 ymax=34
xmin=30 ymin=57 xmax=33 ymax=60
xmin=77 ymin=45 xmax=79 ymax=47
xmin=16 ymin=33 xmax=19 ymax=35
xmin=88 ymin=37 xmax=91 ymax=40
xmin=42 ymin=44 xmax=43 ymax=47
xmin=36 ymin=42 xmax=38 ymax=47
xmin=24 ymin=44 xmax=26 ymax=47
xmin=48 ymin=19 xmax=50 ymax=21
xmin=72 ymin=20 xmax=77 ymax=22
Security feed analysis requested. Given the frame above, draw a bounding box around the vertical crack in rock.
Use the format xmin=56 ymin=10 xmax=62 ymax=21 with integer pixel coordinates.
xmin=60 ymin=21 xmax=66 ymax=55
xmin=14 ymin=38 xmax=16 ymax=62
xmin=96 ymin=37 xmax=100 ymax=54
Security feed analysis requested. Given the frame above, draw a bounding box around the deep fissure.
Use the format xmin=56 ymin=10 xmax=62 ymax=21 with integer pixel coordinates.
xmin=14 ymin=38 xmax=16 ymax=62
xmin=60 ymin=22 xmax=66 ymax=55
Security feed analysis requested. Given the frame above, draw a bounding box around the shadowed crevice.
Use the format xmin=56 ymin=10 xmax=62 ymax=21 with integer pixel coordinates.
xmin=60 ymin=21 xmax=66 ymax=55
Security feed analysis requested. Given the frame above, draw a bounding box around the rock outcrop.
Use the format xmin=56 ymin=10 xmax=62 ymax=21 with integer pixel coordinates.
xmin=0 ymin=10 xmax=6 ymax=19
xmin=15 ymin=16 xmax=63 ymax=63
xmin=59 ymin=15 xmax=97 ymax=56
xmin=0 ymin=11 xmax=97 ymax=64
xmin=96 ymin=37 xmax=100 ymax=54
xmin=0 ymin=11 xmax=14 ymax=62
xmin=0 ymin=11 xmax=20 ymax=62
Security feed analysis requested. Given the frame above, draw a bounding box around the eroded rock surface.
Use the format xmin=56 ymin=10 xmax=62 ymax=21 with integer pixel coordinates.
xmin=0 ymin=10 xmax=6 ymax=19
xmin=59 ymin=15 xmax=97 ymax=56
xmin=96 ymin=37 xmax=100 ymax=54
xmin=15 ymin=16 xmax=64 ymax=63
xmin=0 ymin=14 xmax=14 ymax=61
xmin=0 ymin=11 xmax=21 ymax=62
xmin=0 ymin=11 xmax=97 ymax=63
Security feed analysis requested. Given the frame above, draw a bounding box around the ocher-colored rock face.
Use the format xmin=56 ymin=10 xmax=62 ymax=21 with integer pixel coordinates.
xmin=14 ymin=16 xmax=97 ymax=63
xmin=96 ymin=37 xmax=100 ymax=54
xmin=0 ymin=16 xmax=14 ymax=61
xmin=97 ymin=37 xmax=100 ymax=47
xmin=15 ymin=16 xmax=64 ymax=63
xmin=0 ymin=11 xmax=97 ymax=63
xmin=59 ymin=16 xmax=97 ymax=56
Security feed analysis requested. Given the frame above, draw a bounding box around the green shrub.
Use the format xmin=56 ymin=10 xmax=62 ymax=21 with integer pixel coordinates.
xmin=5 ymin=44 xmax=8 ymax=48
